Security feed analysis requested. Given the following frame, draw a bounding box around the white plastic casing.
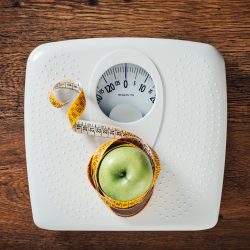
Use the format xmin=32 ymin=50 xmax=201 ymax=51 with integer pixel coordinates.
xmin=25 ymin=38 xmax=227 ymax=230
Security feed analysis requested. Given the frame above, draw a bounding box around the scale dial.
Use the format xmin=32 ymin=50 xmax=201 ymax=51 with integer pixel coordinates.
xmin=96 ymin=63 xmax=156 ymax=123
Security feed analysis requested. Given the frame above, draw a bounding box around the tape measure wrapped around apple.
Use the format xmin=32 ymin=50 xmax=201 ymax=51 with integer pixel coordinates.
xmin=49 ymin=80 xmax=160 ymax=217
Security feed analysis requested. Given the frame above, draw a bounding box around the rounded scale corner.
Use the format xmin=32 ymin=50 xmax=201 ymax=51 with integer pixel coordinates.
xmin=27 ymin=41 xmax=60 ymax=65
xmin=194 ymin=217 xmax=219 ymax=231
xmin=205 ymin=43 xmax=225 ymax=65
xmin=206 ymin=216 xmax=220 ymax=230
xmin=32 ymin=215 xmax=48 ymax=230
xmin=27 ymin=44 xmax=46 ymax=63
xmin=32 ymin=214 xmax=56 ymax=231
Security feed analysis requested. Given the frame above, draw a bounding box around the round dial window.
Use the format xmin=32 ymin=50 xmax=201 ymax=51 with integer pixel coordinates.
xmin=96 ymin=63 xmax=156 ymax=123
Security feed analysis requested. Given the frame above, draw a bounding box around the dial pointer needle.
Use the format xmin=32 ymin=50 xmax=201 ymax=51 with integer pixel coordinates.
xmin=125 ymin=63 xmax=127 ymax=81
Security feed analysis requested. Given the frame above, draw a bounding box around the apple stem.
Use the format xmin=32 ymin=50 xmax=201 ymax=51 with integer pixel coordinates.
xmin=118 ymin=171 xmax=126 ymax=177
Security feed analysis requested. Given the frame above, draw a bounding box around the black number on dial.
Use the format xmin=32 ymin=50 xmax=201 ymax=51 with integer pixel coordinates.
xmin=105 ymin=83 xmax=115 ymax=93
xmin=124 ymin=80 xmax=128 ymax=88
xmin=139 ymin=84 xmax=146 ymax=92
xmin=96 ymin=94 xmax=102 ymax=103
xmin=150 ymin=97 xmax=155 ymax=103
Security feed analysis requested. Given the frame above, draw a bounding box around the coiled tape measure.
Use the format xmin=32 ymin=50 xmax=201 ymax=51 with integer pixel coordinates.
xmin=49 ymin=80 xmax=160 ymax=217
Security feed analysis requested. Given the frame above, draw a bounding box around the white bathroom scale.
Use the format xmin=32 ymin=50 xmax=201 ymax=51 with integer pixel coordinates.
xmin=25 ymin=38 xmax=227 ymax=230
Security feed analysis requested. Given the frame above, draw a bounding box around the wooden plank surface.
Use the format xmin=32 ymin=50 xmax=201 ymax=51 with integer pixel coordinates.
xmin=0 ymin=0 xmax=249 ymax=249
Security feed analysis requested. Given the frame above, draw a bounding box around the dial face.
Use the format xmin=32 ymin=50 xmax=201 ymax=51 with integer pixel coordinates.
xmin=96 ymin=63 xmax=156 ymax=123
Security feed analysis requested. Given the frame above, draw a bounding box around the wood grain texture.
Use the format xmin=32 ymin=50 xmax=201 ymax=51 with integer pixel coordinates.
xmin=0 ymin=0 xmax=249 ymax=249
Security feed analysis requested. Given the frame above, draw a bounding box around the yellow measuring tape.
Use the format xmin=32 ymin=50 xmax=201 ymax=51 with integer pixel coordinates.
xmin=49 ymin=80 xmax=160 ymax=216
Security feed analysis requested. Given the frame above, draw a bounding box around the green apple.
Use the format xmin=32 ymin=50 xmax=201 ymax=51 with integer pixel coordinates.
xmin=98 ymin=146 xmax=153 ymax=201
